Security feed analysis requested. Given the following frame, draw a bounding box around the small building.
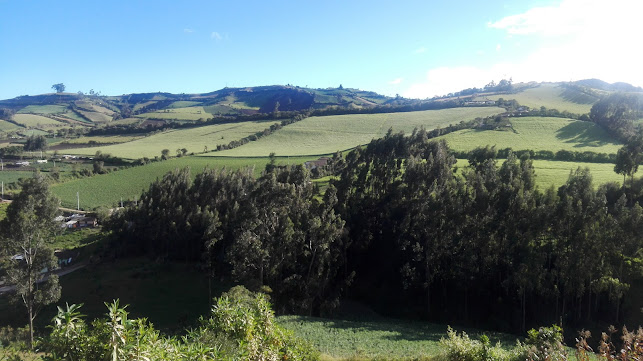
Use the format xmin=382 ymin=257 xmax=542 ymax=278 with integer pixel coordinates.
xmin=16 ymin=161 xmax=30 ymax=166
xmin=36 ymin=159 xmax=48 ymax=164
xmin=304 ymin=157 xmax=330 ymax=170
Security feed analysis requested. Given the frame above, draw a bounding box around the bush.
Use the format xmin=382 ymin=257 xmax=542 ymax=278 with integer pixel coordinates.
xmin=439 ymin=327 xmax=523 ymax=361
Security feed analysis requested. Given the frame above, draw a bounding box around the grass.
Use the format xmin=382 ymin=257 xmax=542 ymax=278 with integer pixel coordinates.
xmin=17 ymin=105 xmax=67 ymax=115
xmin=76 ymin=109 xmax=112 ymax=123
xmin=0 ymin=121 xmax=22 ymax=132
xmin=50 ymin=155 xmax=319 ymax=209
xmin=278 ymin=315 xmax=517 ymax=360
xmin=439 ymin=117 xmax=622 ymax=154
xmin=208 ymin=107 xmax=505 ymax=157
xmin=59 ymin=135 xmax=142 ymax=145
xmin=479 ymin=84 xmax=596 ymax=114
xmin=136 ymin=106 xmax=211 ymax=121
xmin=62 ymin=119 xmax=278 ymax=159
xmin=12 ymin=114 xmax=61 ymax=127
xmin=168 ymin=101 xmax=202 ymax=108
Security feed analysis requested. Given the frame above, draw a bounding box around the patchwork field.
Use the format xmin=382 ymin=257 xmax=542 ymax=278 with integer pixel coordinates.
xmin=0 ymin=120 xmax=23 ymax=132
xmin=64 ymin=119 xmax=278 ymax=159
xmin=136 ymin=106 xmax=211 ymax=120
xmin=439 ymin=117 xmax=621 ymax=154
xmin=17 ymin=104 xmax=67 ymax=114
xmin=13 ymin=113 xmax=62 ymax=127
xmin=207 ymin=107 xmax=505 ymax=157
xmin=50 ymin=156 xmax=318 ymax=209
xmin=479 ymin=84 xmax=597 ymax=114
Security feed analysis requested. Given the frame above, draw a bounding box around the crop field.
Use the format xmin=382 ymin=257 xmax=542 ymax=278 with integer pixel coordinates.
xmin=63 ymin=119 xmax=279 ymax=159
xmin=479 ymin=84 xmax=596 ymax=114
xmin=0 ymin=170 xmax=35 ymax=186
xmin=60 ymin=135 xmax=143 ymax=145
xmin=133 ymin=100 xmax=156 ymax=111
xmin=17 ymin=104 xmax=67 ymax=114
xmin=439 ymin=117 xmax=621 ymax=154
xmin=136 ymin=106 xmax=211 ymax=120
xmin=50 ymin=155 xmax=318 ymax=209
xmin=13 ymin=113 xmax=62 ymax=127
xmin=207 ymin=107 xmax=505 ymax=157
xmin=168 ymin=100 xmax=202 ymax=108
xmin=0 ymin=120 xmax=23 ymax=132
xmin=77 ymin=109 xmax=113 ymax=123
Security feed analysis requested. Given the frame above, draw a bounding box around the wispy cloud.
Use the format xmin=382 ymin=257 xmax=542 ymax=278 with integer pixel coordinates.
xmin=405 ymin=0 xmax=643 ymax=99
xmin=183 ymin=28 xmax=194 ymax=33
xmin=211 ymin=32 xmax=222 ymax=41
xmin=389 ymin=78 xmax=403 ymax=85
xmin=414 ymin=47 xmax=427 ymax=54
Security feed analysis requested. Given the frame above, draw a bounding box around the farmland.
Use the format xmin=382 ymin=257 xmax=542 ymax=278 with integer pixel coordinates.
xmin=63 ymin=119 xmax=278 ymax=159
xmin=12 ymin=114 xmax=62 ymax=127
xmin=50 ymin=156 xmax=318 ymax=209
xmin=208 ymin=107 xmax=505 ymax=157
xmin=479 ymin=83 xmax=598 ymax=114
xmin=439 ymin=117 xmax=621 ymax=154
xmin=135 ymin=106 xmax=212 ymax=121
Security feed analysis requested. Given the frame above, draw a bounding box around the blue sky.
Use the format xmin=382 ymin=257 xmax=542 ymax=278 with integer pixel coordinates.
xmin=1 ymin=0 xmax=641 ymax=100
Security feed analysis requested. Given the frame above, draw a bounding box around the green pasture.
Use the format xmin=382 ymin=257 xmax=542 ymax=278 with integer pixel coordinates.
xmin=168 ymin=101 xmax=202 ymax=108
xmin=17 ymin=105 xmax=67 ymax=115
xmin=133 ymin=100 xmax=156 ymax=111
xmin=60 ymin=135 xmax=142 ymax=145
xmin=208 ymin=107 xmax=505 ymax=157
xmin=440 ymin=117 xmax=621 ymax=154
xmin=62 ymin=119 xmax=278 ymax=159
xmin=12 ymin=114 xmax=62 ymax=127
xmin=136 ymin=106 xmax=211 ymax=120
xmin=479 ymin=84 xmax=596 ymax=114
xmin=77 ymin=109 xmax=112 ymax=123
xmin=455 ymin=158 xmax=622 ymax=190
xmin=50 ymin=156 xmax=318 ymax=209
xmin=0 ymin=120 xmax=23 ymax=132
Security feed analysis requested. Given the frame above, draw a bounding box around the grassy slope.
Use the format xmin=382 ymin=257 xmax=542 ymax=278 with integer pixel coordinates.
xmin=0 ymin=120 xmax=23 ymax=132
xmin=12 ymin=114 xmax=62 ymax=127
xmin=440 ymin=117 xmax=621 ymax=154
xmin=208 ymin=107 xmax=505 ymax=157
xmin=454 ymin=159 xmax=622 ymax=190
xmin=63 ymin=120 xmax=278 ymax=159
xmin=50 ymin=156 xmax=318 ymax=209
xmin=480 ymin=84 xmax=596 ymax=114
xmin=136 ymin=106 xmax=211 ymax=120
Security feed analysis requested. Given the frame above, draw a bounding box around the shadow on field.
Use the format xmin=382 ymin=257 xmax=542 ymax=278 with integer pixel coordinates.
xmin=555 ymin=122 xmax=613 ymax=148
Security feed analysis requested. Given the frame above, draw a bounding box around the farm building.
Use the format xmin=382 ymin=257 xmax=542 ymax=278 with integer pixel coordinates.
xmin=304 ymin=157 xmax=330 ymax=170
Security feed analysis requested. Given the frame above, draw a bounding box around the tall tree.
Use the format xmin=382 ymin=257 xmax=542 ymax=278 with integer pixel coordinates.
xmin=51 ymin=83 xmax=66 ymax=93
xmin=0 ymin=173 xmax=62 ymax=348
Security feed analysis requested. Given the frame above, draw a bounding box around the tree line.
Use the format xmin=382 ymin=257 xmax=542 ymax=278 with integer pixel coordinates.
xmin=107 ymin=129 xmax=643 ymax=334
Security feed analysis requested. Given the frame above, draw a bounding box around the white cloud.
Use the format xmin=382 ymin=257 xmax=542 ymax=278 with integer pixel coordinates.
xmin=184 ymin=28 xmax=194 ymax=33
xmin=405 ymin=0 xmax=643 ymax=99
xmin=211 ymin=32 xmax=222 ymax=41
xmin=389 ymin=78 xmax=403 ymax=85
xmin=414 ymin=47 xmax=427 ymax=54
xmin=495 ymin=44 xmax=501 ymax=51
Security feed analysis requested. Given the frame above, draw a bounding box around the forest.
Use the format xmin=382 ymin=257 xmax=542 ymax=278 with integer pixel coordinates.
xmin=107 ymin=127 xmax=643 ymax=335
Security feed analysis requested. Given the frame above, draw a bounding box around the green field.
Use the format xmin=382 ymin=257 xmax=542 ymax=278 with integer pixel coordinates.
xmin=77 ymin=109 xmax=113 ymax=123
xmin=0 ymin=120 xmax=23 ymax=132
xmin=63 ymin=120 xmax=278 ymax=159
xmin=208 ymin=107 xmax=505 ymax=157
xmin=440 ymin=117 xmax=621 ymax=154
xmin=60 ymin=134 xmax=142 ymax=145
xmin=480 ymin=84 xmax=597 ymax=114
xmin=454 ymin=159 xmax=622 ymax=190
xmin=17 ymin=105 xmax=68 ymax=115
xmin=12 ymin=114 xmax=62 ymax=127
xmin=50 ymin=156 xmax=318 ymax=209
xmin=279 ymin=315 xmax=516 ymax=360
xmin=136 ymin=106 xmax=211 ymax=120
xmin=168 ymin=100 xmax=202 ymax=108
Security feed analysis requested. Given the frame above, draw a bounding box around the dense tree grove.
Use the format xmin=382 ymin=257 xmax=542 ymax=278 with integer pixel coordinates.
xmin=109 ymin=129 xmax=643 ymax=333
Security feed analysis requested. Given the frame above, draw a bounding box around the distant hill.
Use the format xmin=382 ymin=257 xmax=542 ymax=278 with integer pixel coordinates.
xmin=0 ymin=80 xmax=641 ymax=138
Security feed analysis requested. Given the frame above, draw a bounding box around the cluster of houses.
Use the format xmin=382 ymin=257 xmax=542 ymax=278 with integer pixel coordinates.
xmin=55 ymin=214 xmax=98 ymax=229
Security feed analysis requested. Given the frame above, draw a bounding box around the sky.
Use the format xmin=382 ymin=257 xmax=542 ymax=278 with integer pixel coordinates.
xmin=1 ymin=0 xmax=642 ymax=100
